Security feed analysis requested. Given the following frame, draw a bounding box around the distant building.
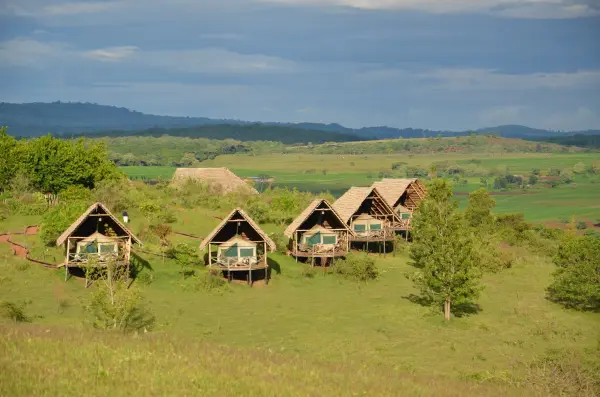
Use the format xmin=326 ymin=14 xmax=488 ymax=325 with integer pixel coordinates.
xmin=171 ymin=167 xmax=259 ymax=195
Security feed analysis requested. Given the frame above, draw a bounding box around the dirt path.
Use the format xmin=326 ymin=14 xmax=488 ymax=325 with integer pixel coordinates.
xmin=0 ymin=226 xmax=56 ymax=268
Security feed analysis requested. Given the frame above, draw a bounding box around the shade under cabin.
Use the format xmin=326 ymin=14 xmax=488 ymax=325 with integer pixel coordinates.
xmin=284 ymin=199 xmax=353 ymax=263
xmin=55 ymin=202 xmax=141 ymax=285
xmin=200 ymin=208 xmax=275 ymax=285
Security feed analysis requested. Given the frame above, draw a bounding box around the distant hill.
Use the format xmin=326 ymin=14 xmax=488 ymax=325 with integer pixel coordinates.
xmin=74 ymin=124 xmax=364 ymax=145
xmin=1 ymin=102 xmax=597 ymax=140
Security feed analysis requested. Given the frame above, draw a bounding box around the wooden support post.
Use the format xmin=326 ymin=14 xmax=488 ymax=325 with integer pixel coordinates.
xmin=64 ymin=265 xmax=70 ymax=281
xmin=384 ymin=237 xmax=387 ymax=257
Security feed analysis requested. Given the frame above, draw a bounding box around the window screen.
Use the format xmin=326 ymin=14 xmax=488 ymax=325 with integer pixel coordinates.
xmin=85 ymin=242 xmax=98 ymax=253
xmin=354 ymin=224 xmax=366 ymax=232
xmin=99 ymin=243 xmax=116 ymax=254
xmin=322 ymin=235 xmax=337 ymax=244
xmin=224 ymin=244 xmax=239 ymax=257
xmin=401 ymin=213 xmax=411 ymax=220
xmin=307 ymin=232 xmax=321 ymax=246
xmin=370 ymin=223 xmax=382 ymax=231
xmin=239 ymin=248 xmax=254 ymax=257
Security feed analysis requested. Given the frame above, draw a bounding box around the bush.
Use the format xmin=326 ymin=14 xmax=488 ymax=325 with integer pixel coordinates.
xmin=40 ymin=201 xmax=90 ymax=246
xmin=0 ymin=300 xmax=30 ymax=322
xmin=189 ymin=269 xmax=230 ymax=293
xmin=136 ymin=272 xmax=154 ymax=286
xmin=547 ymin=235 xmax=600 ymax=311
xmin=269 ymin=232 xmax=289 ymax=253
xmin=576 ymin=221 xmax=588 ymax=230
xmin=330 ymin=253 xmax=378 ymax=282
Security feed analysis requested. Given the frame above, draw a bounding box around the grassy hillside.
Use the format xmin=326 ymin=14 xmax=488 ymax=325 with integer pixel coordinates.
xmin=1 ymin=203 xmax=599 ymax=396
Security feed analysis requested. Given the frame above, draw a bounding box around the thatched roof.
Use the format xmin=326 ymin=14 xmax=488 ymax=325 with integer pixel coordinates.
xmin=283 ymin=199 xmax=352 ymax=238
xmin=172 ymin=167 xmax=258 ymax=195
xmin=333 ymin=187 xmax=400 ymax=224
xmin=199 ymin=208 xmax=275 ymax=251
xmin=371 ymin=178 xmax=416 ymax=208
xmin=56 ymin=202 xmax=141 ymax=246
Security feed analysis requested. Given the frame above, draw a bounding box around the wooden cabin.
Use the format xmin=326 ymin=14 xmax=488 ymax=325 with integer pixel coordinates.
xmin=200 ymin=208 xmax=275 ymax=285
xmin=284 ymin=199 xmax=353 ymax=264
xmin=56 ymin=202 xmax=141 ymax=284
xmin=333 ymin=187 xmax=401 ymax=250
xmin=371 ymin=178 xmax=427 ymax=230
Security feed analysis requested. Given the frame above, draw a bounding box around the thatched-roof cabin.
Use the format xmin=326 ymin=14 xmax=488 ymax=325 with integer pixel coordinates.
xmin=56 ymin=202 xmax=141 ymax=284
xmin=172 ymin=167 xmax=259 ymax=195
xmin=333 ymin=187 xmax=400 ymax=248
xmin=371 ymin=178 xmax=427 ymax=230
xmin=200 ymin=208 xmax=275 ymax=285
xmin=284 ymin=199 xmax=353 ymax=263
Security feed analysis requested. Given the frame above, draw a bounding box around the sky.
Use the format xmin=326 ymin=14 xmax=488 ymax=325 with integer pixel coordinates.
xmin=0 ymin=0 xmax=599 ymax=131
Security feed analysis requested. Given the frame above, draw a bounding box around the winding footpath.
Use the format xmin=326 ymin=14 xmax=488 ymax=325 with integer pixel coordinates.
xmin=0 ymin=226 xmax=56 ymax=268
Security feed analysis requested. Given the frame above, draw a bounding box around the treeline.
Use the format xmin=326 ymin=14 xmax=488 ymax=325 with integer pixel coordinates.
xmin=532 ymin=134 xmax=600 ymax=148
xmin=292 ymin=134 xmax=579 ymax=155
xmin=68 ymin=123 xmax=364 ymax=145
xmin=0 ymin=127 xmax=121 ymax=194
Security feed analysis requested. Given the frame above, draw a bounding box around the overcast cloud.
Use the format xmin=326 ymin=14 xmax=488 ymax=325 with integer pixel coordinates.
xmin=0 ymin=0 xmax=598 ymax=130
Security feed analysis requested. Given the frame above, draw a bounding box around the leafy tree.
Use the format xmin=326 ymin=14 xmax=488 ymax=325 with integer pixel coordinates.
xmin=547 ymin=235 xmax=600 ymax=311
xmin=40 ymin=201 xmax=90 ymax=246
xmin=0 ymin=127 xmax=24 ymax=192
xmin=409 ymin=179 xmax=482 ymax=320
xmin=465 ymin=188 xmax=495 ymax=228
xmin=528 ymin=174 xmax=538 ymax=185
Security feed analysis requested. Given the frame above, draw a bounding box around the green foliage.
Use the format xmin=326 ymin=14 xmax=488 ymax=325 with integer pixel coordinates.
xmin=547 ymin=235 xmax=600 ymax=311
xmin=576 ymin=221 xmax=588 ymax=230
xmin=0 ymin=127 xmax=25 ymax=192
xmin=330 ymin=252 xmax=378 ymax=282
xmin=40 ymin=201 xmax=90 ymax=246
xmin=465 ymin=188 xmax=495 ymax=228
xmin=86 ymin=261 xmax=155 ymax=332
xmin=269 ymin=232 xmax=289 ymax=253
xmin=166 ymin=242 xmax=202 ymax=278
xmin=0 ymin=300 xmax=30 ymax=322
xmin=410 ymin=179 xmax=482 ymax=320
xmin=19 ymin=135 xmax=122 ymax=193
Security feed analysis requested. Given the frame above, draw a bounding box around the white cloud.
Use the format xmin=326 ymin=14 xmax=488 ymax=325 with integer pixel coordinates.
xmin=83 ymin=46 xmax=139 ymax=62
xmin=259 ymin=0 xmax=600 ymax=18
xmin=0 ymin=38 xmax=66 ymax=68
xmin=137 ymin=48 xmax=298 ymax=74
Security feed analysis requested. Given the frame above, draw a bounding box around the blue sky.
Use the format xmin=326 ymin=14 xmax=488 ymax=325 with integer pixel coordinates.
xmin=1 ymin=0 xmax=599 ymax=130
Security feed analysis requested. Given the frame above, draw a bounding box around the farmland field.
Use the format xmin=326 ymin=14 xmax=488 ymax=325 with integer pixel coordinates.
xmin=121 ymin=152 xmax=600 ymax=222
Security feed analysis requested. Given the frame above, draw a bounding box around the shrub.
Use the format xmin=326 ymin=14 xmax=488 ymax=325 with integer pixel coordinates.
xmin=269 ymin=232 xmax=289 ymax=253
xmin=0 ymin=300 xmax=30 ymax=322
xmin=136 ymin=272 xmax=154 ymax=286
xmin=189 ymin=269 xmax=230 ymax=293
xmin=330 ymin=253 xmax=378 ymax=282
xmin=576 ymin=221 xmax=588 ymax=230
xmin=547 ymin=235 xmax=600 ymax=311
xmin=40 ymin=201 xmax=90 ymax=246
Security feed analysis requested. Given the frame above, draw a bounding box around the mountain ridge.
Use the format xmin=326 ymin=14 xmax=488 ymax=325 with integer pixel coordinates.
xmin=1 ymin=101 xmax=598 ymax=139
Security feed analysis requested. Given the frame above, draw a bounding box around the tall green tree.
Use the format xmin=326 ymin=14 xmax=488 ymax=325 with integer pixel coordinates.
xmin=547 ymin=234 xmax=600 ymax=311
xmin=0 ymin=127 xmax=24 ymax=191
xmin=410 ymin=179 xmax=482 ymax=321
xmin=465 ymin=188 xmax=496 ymax=228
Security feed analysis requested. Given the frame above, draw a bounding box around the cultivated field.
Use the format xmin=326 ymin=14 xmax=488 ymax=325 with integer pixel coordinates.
xmin=122 ymin=152 xmax=600 ymax=222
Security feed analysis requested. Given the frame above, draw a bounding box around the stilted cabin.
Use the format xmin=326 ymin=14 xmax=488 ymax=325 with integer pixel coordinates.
xmin=200 ymin=208 xmax=275 ymax=285
xmin=171 ymin=167 xmax=259 ymax=195
xmin=284 ymin=199 xmax=354 ymax=264
xmin=371 ymin=178 xmax=427 ymax=230
xmin=56 ymin=202 xmax=141 ymax=284
xmin=333 ymin=187 xmax=401 ymax=250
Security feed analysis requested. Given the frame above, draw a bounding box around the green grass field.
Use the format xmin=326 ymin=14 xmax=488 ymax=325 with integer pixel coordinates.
xmin=121 ymin=152 xmax=600 ymax=222
xmin=1 ymin=205 xmax=599 ymax=396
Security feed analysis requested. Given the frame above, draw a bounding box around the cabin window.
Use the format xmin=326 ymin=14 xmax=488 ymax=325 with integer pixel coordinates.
xmin=322 ymin=235 xmax=337 ymax=245
xmin=239 ymin=248 xmax=254 ymax=258
xmin=306 ymin=232 xmax=321 ymax=247
xmin=354 ymin=224 xmax=366 ymax=232
xmin=224 ymin=245 xmax=239 ymax=258
xmin=99 ymin=243 xmax=117 ymax=254
xmin=370 ymin=223 xmax=382 ymax=231
xmin=84 ymin=242 xmax=98 ymax=254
